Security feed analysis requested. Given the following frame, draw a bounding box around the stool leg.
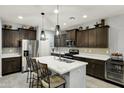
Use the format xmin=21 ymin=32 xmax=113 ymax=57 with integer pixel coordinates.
xmin=27 ymin=70 xmax=29 ymax=83
xmin=63 ymin=84 xmax=65 ymax=88
xmin=29 ymin=71 xmax=32 ymax=88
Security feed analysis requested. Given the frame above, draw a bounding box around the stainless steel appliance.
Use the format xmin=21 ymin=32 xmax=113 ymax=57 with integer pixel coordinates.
xmin=63 ymin=49 xmax=79 ymax=59
xmin=22 ymin=39 xmax=39 ymax=72
xmin=66 ymin=40 xmax=75 ymax=47
xmin=105 ymin=59 xmax=124 ymax=85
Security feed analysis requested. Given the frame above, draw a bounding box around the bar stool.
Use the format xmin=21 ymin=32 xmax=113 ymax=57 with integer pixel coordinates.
xmin=25 ymin=56 xmax=32 ymax=88
xmin=31 ymin=60 xmax=66 ymax=88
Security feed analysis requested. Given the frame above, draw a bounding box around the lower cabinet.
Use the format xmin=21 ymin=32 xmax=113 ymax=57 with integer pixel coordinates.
xmin=85 ymin=58 xmax=105 ymax=79
xmin=2 ymin=57 xmax=22 ymax=75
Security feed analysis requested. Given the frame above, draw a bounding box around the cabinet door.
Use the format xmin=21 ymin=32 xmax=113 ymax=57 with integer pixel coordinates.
xmin=86 ymin=62 xmax=93 ymax=75
xmin=66 ymin=30 xmax=77 ymax=41
xmin=2 ymin=30 xmax=10 ymax=47
xmin=2 ymin=30 xmax=19 ymax=47
xmin=2 ymin=57 xmax=21 ymax=75
xmin=19 ymin=29 xmax=36 ymax=40
xmin=77 ymin=31 xmax=89 ymax=47
xmin=12 ymin=31 xmax=19 ymax=47
xmin=89 ymin=29 xmax=97 ymax=48
xmin=28 ymin=30 xmax=36 ymax=40
xmin=96 ymin=27 xmax=108 ymax=48
xmin=93 ymin=60 xmax=105 ymax=79
xmin=19 ymin=30 xmax=29 ymax=40
xmin=85 ymin=58 xmax=105 ymax=79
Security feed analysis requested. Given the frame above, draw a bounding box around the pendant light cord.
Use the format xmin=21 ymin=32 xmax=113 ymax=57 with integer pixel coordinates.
xmin=41 ymin=13 xmax=44 ymax=31
xmin=57 ymin=5 xmax=59 ymax=25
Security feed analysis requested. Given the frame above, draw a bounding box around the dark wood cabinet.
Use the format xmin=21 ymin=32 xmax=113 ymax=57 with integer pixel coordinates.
xmin=96 ymin=26 xmax=109 ymax=48
xmin=2 ymin=28 xmax=36 ymax=48
xmin=66 ymin=29 xmax=77 ymax=41
xmin=19 ymin=28 xmax=36 ymax=40
xmin=88 ymin=29 xmax=97 ymax=48
xmin=76 ymin=30 xmax=89 ymax=47
xmin=2 ymin=57 xmax=22 ymax=75
xmin=76 ymin=26 xmax=109 ymax=48
xmin=85 ymin=58 xmax=105 ymax=79
xmin=2 ymin=29 xmax=19 ymax=47
xmin=54 ymin=26 xmax=109 ymax=48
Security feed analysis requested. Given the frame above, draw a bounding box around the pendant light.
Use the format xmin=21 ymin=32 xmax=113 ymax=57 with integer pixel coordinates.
xmin=55 ymin=5 xmax=61 ymax=36
xmin=40 ymin=12 xmax=46 ymax=40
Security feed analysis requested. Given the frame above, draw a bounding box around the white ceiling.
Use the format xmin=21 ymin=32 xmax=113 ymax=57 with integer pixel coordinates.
xmin=0 ymin=5 xmax=124 ymax=31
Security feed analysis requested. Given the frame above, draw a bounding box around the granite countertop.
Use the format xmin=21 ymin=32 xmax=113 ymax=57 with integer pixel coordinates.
xmin=2 ymin=53 xmax=21 ymax=58
xmin=34 ymin=56 xmax=88 ymax=75
xmin=74 ymin=53 xmax=110 ymax=61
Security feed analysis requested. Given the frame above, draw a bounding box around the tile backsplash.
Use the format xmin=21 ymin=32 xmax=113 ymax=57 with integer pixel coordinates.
xmin=53 ymin=47 xmax=110 ymax=55
xmin=2 ymin=48 xmax=21 ymax=54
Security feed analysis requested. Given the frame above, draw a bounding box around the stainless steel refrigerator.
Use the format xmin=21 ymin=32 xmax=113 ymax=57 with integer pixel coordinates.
xmin=21 ymin=39 xmax=39 ymax=72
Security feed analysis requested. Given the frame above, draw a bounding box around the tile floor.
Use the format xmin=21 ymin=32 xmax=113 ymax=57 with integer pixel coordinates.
xmin=0 ymin=73 xmax=120 ymax=88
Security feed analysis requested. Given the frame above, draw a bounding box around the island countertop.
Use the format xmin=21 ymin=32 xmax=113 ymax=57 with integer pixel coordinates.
xmin=34 ymin=56 xmax=88 ymax=75
xmin=74 ymin=53 xmax=110 ymax=61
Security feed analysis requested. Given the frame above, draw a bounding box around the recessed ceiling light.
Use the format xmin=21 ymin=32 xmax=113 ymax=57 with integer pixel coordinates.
xmin=54 ymin=9 xmax=59 ymax=14
xmin=83 ymin=15 xmax=87 ymax=18
xmin=63 ymin=23 xmax=66 ymax=25
xmin=18 ymin=16 xmax=23 ymax=19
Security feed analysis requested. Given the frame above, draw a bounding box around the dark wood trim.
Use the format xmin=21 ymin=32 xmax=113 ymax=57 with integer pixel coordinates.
xmin=2 ymin=28 xmax=18 ymax=31
xmin=18 ymin=28 xmax=36 ymax=31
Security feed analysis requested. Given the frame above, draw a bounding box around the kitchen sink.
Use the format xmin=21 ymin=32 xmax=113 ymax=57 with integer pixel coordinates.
xmin=56 ymin=58 xmax=75 ymax=63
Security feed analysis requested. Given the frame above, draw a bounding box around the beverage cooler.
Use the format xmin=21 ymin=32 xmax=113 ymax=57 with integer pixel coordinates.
xmin=105 ymin=59 xmax=124 ymax=86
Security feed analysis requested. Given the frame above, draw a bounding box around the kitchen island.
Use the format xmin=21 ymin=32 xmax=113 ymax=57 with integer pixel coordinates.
xmin=35 ymin=56 xmax=88 ymax=88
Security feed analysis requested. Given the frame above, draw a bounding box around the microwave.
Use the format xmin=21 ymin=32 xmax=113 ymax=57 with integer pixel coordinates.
xmin=66 ymin=40 xmax=75 ymax=47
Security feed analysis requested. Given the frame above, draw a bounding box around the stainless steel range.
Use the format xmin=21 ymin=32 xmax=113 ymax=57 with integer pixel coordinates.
xmin=63 ymin=49 xmax=79 ymax=59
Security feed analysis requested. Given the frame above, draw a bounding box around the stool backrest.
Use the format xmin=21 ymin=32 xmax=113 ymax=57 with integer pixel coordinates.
xmin=26 ymin=56 xmax=32 ymax=69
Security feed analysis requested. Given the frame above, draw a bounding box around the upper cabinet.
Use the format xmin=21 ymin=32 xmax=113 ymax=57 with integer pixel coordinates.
xmin=54 ymin=26 xmax=109 ymax=48
xmin=88 ymin=29 xmax=97 ymax=48
xmin=66 ymin=29 xmax=77 ymax=41
xmin=19 ymin=28 xmax=36 ymax=40
xmin=2 ymin=29 xmax=19 ymax=47
xmin=77 ymin=26 xmax=109 ymax=48
xmin=76 ymin=26 xmax=109 ymax=48
xmin=76 ymin=30 xmax=89 ymax=47
xmin=2 ymin=28 xmax=36 ymax=48
xmin=96 ymin=26 xmax=109 ymax=48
